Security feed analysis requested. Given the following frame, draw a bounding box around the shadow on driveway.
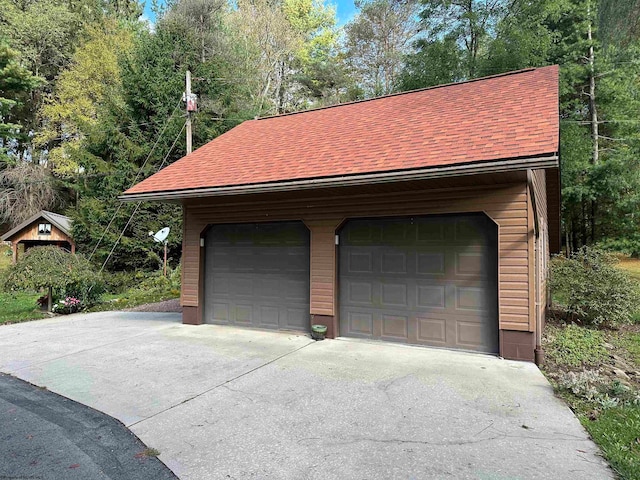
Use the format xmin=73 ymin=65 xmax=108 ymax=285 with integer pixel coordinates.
xmin=0 ymin=373 xmax=177 ymax=480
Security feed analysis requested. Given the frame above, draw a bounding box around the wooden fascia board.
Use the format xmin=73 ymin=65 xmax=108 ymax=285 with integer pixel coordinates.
xmin=119 ymin=155 xmax=559 ymax=203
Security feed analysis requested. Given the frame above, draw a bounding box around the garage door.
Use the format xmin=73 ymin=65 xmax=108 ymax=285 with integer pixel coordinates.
xmin=339 ymin=214 xmax=498 ymax=353
xmin=204 ymin=222 xmax=310 ymax=332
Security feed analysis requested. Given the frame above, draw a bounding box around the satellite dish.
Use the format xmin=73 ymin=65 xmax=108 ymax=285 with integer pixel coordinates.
xmin=150 ymin=227 xmax=170 ymax=244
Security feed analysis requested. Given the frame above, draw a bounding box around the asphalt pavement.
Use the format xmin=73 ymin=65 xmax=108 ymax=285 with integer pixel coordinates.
xmin=0 ymin=372 xmax=177 ymax=480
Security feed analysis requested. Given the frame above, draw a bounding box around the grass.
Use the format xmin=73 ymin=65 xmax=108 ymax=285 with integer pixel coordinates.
xmin=542 ymin=320 xmax=640 ymax=480
xmin=613 ymin=331 xmax=640 ymax=366
xmin=618 ymin=256 xmax=640 ymax=282
xmin=0 ymin=244 xmax=11 ymax=271
xmin=0 ymin=245 xmax=47 ymax=325
xmin=582 ymin=406 xmax=640 ymax=480
xmin=544 ymin=324 xmax=609 ymax=368
xmin=0 ymin=246 xmax=179 ymax=323
xmin=0 ymin=291 xmax=47 ymax=324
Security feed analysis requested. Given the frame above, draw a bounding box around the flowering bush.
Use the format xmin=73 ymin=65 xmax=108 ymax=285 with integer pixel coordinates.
xmin=52 ymin=296 xmax=83 ymax=314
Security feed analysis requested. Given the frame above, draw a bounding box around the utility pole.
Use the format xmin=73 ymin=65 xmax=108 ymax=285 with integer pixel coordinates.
xmin=186 ymin=70 xmax=193 ymax=155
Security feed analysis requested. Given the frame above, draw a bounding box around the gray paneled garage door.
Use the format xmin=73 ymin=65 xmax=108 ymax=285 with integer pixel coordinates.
xmin=339 ymin=214 xmax=498 ymax=353
xmin=204 ymin=222 xmax=310 ymax=332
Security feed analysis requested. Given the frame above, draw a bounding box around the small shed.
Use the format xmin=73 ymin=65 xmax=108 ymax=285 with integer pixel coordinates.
xmin=1 ymin=211 xmax=75 ymax=264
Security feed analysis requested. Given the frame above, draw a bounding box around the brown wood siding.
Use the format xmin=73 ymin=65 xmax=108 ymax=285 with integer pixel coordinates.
xmin=531 ymin=169 xmax=550 ymax=329
xmin=11 ymin=223 xmax=71 ymax=244
xmin=305 ymin=220 xmax=342 ymax=315
xmin=181 ymin=176 xmax=532 ymax=332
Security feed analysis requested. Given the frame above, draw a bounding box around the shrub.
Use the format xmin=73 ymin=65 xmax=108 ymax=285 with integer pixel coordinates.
xmin=598 ymin=235 xmax=640 ymax=258
xmin=550 ymin=247 xmax=640 ymax=326
xmin=102 ymin=265 xmax=181 ymax=295
xmin=102 ymin=271 xmax=140 ymax=294
xmin=557 ymin=370 xmax=640 ymax=409
xmin=62 ymin=277 xmax=105 ymax=306
xmin=52 ymin=296 xmax=83 ymax=314
xmin=545 ymin=324 xmax=609 ymax=367
xmin=3 ymin=246 xmax=102 ymax=310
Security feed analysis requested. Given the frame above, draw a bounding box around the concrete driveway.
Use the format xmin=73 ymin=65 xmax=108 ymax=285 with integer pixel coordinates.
xmin=0 ymin=312 xmax=613 ymax=479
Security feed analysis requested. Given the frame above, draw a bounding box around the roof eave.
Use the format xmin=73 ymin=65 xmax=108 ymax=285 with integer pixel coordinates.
xmin=119 ymin=154 xmax=559 ymax=203
xmin=1 ymin=211 xmax=72 ymax=242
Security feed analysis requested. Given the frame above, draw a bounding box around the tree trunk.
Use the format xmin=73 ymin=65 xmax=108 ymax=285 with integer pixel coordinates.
xmin=591 ymin=200 xmax=596 ymax=243
xmin=47 ymin=286 xmax=52 ymax=312
xmin=201 ymin=14 xmax=206 ymax=63
xmin=588 ymin=5 xmax=599 ymax=164
xmin=581 ymin=203 xmax=587 ymax=247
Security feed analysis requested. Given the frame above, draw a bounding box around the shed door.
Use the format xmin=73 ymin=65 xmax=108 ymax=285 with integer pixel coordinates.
xmin=204 ymin=222 xmax=310 ymax=332
xmin=339 ymin=214 xmax=498 ymax=353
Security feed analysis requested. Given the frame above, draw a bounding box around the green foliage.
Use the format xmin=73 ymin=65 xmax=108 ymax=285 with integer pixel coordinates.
xmin=613 ymin=332 xmax=640 ymax=366
xmin=583 ymin=406 xmax=640 ymax=480
xmin=0 ymin=37 xmax=41 ymax=158
xmin=557 ymin=369 xmax=640 ymax=409
xmin=545 ymin=324 xmax=609 ymax=367
xmin=543 ymin=319 xmax=640 ymax=480
xmin=344 ymin=0 xmax=419 ymax=97
xmin=550 ymin=248 xmax=640 ymax=326
xmin=0 ymin=291 xmax=46 ymax=324
xmin=599 ymin=236 xmax=640 ymax=258
xmin=89 ymin=266 xmax=181 ymax=312
xmin=35 ymin=20 xmax=134 ymax=177
xmin=415 ymin=0 xmax=509 ymax=79
xmin=3 ymin=246 xmax=102 ymax=306
xmin=397 ymin=36 xmax=463 ymax=90
xmin=598 ymin=0 xmax=640 ymax=47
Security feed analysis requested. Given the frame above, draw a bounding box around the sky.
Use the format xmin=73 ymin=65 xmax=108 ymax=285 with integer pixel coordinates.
xmin=142 ymin=0 xmax=358 ymax=26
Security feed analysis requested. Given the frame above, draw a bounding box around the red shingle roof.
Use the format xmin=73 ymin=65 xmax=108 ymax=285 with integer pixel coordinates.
xmin=124 ymin=66 xmax=559 ymax=196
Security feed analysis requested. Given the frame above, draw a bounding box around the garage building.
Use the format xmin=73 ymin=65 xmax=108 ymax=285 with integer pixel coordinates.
xmin=121 ymin=66 xmax=560 ymax=363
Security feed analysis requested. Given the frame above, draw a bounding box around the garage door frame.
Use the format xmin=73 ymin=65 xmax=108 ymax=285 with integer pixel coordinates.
xmin=337 ymin=212 xmax=499 ymax=353
xmin=201 ymin=220 xmax=311 ymax=332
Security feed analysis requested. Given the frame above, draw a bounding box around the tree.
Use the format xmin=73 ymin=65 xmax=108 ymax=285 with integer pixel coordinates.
xmin=598 ymin=0 xmax=640 ymax=47
xmin=0 ymin=38 xmax=41 ymax=162
xmin=35 ymin=20 xmax=135 ymax=178
xmin=223 ymin=0 xmax=339 ymax=114
xmin=397 ymin=35 xmax=463 ymax=90
xmin=0 ymin=0 xmax=122 ymax=160
xmin=417 ymin=0 xmax=510 ymax=79
xmin=163 ymin=0 xmax=227 ymax=64
xmin=344 ymin=0 xmax=420 ymax=97
xmin=283 ymin=0 xmax=345 ymax=108
xmin=479 ymin=0 xmax=554 ymax=75
xmin=3 ymin=246 xmax=99 ymax=311
xmin=0 ymin=161 xmax=60 ymax=226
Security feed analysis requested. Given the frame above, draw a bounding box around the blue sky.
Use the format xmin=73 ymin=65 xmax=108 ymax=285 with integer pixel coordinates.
xmin=142 ymin=0 xmax=358 ymax=26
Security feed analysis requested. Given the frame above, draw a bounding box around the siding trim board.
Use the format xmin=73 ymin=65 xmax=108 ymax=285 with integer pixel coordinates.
xmin=180 ymin=171 xmax=554 ymax=361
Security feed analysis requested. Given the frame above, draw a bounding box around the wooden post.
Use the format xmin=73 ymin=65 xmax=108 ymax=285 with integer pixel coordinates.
xmin=186 ymin=70 xmax=192 ymax=155
xmin=47 ymin=286 xmax=52 ymax=312
xmin=12 ymin=243 xmax=17 ymax=264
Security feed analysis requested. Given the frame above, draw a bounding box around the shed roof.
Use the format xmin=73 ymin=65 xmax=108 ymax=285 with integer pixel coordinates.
xmin=122 ymin=66 xmax=559 ymax=200
xmin=1 ymin=211 xmax=72 ymax=242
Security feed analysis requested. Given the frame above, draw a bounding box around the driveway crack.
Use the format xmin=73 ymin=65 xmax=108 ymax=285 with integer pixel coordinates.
xmin=128 ymin=340 xmax=314 ymax=428
xmin=1 ymin=325 xmax=178 ymax=373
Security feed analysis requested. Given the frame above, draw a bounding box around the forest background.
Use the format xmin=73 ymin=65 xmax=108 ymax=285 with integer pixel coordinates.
xmin=1 ymin=0 xmax=640 ymax=272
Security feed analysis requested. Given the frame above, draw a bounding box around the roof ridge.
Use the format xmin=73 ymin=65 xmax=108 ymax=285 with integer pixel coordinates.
xmin=256 ymin=66 xmax=544 ymax=121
